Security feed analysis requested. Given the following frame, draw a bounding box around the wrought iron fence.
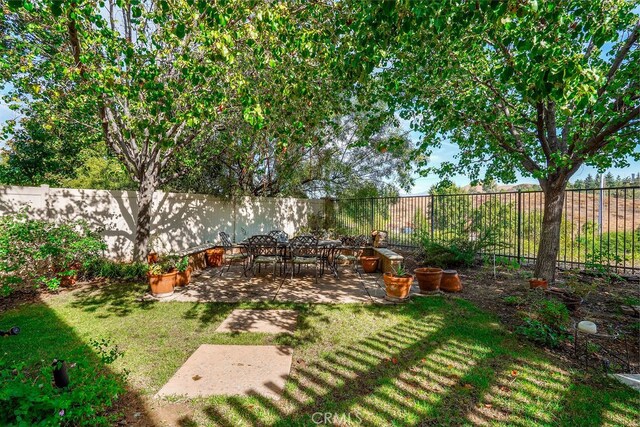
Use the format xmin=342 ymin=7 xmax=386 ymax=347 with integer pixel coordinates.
xmin=327 ymin=187 xmax=640 ymax=275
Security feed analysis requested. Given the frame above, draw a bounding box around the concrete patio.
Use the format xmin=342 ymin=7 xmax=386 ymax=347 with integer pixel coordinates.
xmin=161 ymin=264 xmax=423 ymax=304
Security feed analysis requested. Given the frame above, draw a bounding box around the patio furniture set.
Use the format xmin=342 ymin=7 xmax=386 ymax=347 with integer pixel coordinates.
xmin=218 ymin=230 xmax=372 ymax=282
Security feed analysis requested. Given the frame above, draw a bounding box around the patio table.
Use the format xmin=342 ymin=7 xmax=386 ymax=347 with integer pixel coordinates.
xmin=238 ymin=238 xmax=343 ymax=276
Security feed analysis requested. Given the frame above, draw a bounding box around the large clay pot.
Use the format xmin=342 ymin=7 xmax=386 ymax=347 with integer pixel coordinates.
xmin=440 ymin=270 xmax=462 ymax=292
xmin=205 ymin=248 xmax=225 ymax=267
xmin=383 ymin=273 xmax=414 ymax=300
xmin=147 ymin=252 xmax=159 ymax=264
xmin=176 ymin=267 xmax=192 ymax=286
xmin=529 ymin=278 xmax=548 ymax=290
xmin=148 ymin=271 xmax=177 ymax=297
xmin=414 ymin=267 xmax=443 ymax=292
xmin=359 ymin=256 xmax=379 ymax=273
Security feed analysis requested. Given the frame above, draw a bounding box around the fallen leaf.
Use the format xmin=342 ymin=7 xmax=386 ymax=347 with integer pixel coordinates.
xmin=392 ymin=358 xmax=398 ymax=364
xmin=463 ymin=383 xmax=474 ymax=389
xmin=447 ymin=364 xmax=454 ymax=369
xmin=511 ymin=370 xmax=518 ymax=377
xmin=421 ymin=358 xmax=426 ymax=363
xmin=192 ymin=375 xmax=202 ymax=381
xmin=484 ymin=403 xmax=493 ymax=408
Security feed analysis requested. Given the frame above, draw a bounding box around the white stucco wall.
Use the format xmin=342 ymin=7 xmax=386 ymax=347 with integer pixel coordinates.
xmin=0 ymin=185 xmax=323 ymax=260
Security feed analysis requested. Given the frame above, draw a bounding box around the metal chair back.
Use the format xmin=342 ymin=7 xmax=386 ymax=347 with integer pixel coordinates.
xmin=219 ymin=231 xmax=233 ymax=250
xmin=268 ymin=229 xmax=289 ymax=243
xmin=246 ymin=235 xmax=278 ymax=257
xmin=289 ymin=235 xmax=319 ymax=259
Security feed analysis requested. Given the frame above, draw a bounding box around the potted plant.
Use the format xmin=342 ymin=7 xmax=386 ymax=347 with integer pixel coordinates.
xmin=383 ymin=264 xmax=414 ymax=300
xmin=174 ymin=256 xmax=192 ymax=286
xmin=205 ymin=247 xmax=225 ymax=267
xmin=529 ymin=277 xmax=548 ymax=289
xmin=359 ymin=255 xmax=379 ymax=273
xmin=148 ymin=260 xmax=177 ymax=297
xmin=414 ymin=267 xmax=443 ymax=292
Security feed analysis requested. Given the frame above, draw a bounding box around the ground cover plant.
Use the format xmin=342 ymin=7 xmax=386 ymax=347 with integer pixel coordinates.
xmin=1 ymin=280 xmax=638 ymax=426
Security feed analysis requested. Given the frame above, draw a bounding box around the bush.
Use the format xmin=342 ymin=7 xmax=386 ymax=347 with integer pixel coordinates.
xmin=0 ymin=211 xmax=106 ymax=295
xmin=517 ymin=295 xmax=570 ymax=348
xmin=414 ymin=227 xmax=504 ymax=268
xmin=0 ymin=338 xmax=126 ymax=426
xmin=83 ymin=259 xmax=148 ymax=282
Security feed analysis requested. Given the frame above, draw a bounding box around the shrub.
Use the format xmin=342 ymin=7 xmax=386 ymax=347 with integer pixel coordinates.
xmin=517 ymin=295 xmax=570 ymax=348
xmin=83 ymin=259 xmax=148 ymax=282
xmin=0 ymin=211 xmax=106 ymax=295
xmin=414 ymin=227 xmax=504 ymax=268
xmin=0 ymin=338 xmax=126 ymax=426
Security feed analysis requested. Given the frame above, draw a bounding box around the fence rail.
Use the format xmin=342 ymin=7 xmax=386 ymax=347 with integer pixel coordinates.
xmin=328 ymin=187 xmax=640 ymax=275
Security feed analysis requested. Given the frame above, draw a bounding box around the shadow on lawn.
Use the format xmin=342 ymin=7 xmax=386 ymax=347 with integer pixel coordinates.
xmin=0 ymin=293 xmax=158 ymax=425
xmin=178 ymin=298 xmax=639 ymax=426
xmin=69 ymin=279 xmax=153 ymax=318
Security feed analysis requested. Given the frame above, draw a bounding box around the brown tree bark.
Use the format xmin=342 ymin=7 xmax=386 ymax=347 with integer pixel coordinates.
xmin=534 ymin=178 xmax=567 ymax=283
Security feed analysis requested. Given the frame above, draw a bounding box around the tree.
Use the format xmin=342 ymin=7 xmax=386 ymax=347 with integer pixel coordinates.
xmin=346 ymin=0 xmax=639 ymax=281
xmin=2 ymin=0 xmax=340 ymax=260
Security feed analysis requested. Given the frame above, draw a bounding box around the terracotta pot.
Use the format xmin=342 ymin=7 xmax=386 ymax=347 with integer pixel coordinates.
xmin=359 ymin=256 xmax=379 ymax=273
xmin=414 ymin=267 xmax=443 ymax=292
xmin=205 ymin=248 xmax=225 ymax=267
xmin=148 ymin=271 xmax=177 ymax=297
xmin=176 ymin=267 xmax=192 ymax=286
xmin=147 ymin=252 xmax=159 ymax=264
xmin=59 ymin=274 xmax=78 ymax=287
xmin=529 ymin=278 xmax=548 ymax=290
xmin=383 ymin=273 xmax=414 ymax=300
xmin=58 ymin=262 xmax=80 ymax=287
xmin=440 ymin=270 xmax=462 ymax=292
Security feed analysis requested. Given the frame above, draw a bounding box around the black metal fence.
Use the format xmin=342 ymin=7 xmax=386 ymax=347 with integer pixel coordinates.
xmin=328 ymin=187 xmax=640 ymax=275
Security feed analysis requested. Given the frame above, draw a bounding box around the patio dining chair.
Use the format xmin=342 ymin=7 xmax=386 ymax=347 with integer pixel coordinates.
xmin=268 ymin=229 xmax=289 ymax=242
xmin=246 ymin=235 xmax=281 ymax=277
xmin=219 ymin=231 xmax=248 ymax=276
xmin=289 ymin=234 xmax=320 ymax=282
xmin=336 ymin=235 xmax=369 ymax=277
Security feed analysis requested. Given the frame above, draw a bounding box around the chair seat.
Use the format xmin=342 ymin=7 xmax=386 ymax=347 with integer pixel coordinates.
xmin=337 ymin=254 xmax=357 ymax=261
xmin=255 ymin=255 xmax=281 ymax=263
xmin=224 ymin=253 xmax=247 ymax=260
xmin=292 ymin=256 xmax=318 ymax=264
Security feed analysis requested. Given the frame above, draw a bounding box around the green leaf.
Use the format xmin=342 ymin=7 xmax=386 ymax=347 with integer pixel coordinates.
xmin=175 ymin=23 xmax=186 ymax=39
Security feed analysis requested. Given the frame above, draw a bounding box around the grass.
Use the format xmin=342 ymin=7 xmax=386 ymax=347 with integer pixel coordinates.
xmin=1 ymin=281 xmax=638 ymax=426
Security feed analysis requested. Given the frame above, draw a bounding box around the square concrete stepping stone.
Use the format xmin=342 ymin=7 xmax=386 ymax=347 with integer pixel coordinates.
xmin=216 ymin=309 xmax=298 ymax=333
xmin=157 ymin=345 xmax=293 ymax=399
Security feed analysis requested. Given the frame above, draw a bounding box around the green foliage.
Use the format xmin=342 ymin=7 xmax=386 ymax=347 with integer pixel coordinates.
xmin=503 ymin=295 xmax=524 ymax=306
xmin=414 ymin=227 xmax=503 ymax=268
xmin=517 ymin=295 xmax=570 ymax=348
xmin=0 ymin=338 xmax=125 ymax=426
xmin=84 ymin=259 xmax=148 ymax=282
xmin=0 ymin=211 xmax=106 ymax=295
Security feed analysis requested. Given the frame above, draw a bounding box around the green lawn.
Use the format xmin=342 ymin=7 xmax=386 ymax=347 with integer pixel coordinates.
xmin=1 ymin=281 xmax=638 ymax=426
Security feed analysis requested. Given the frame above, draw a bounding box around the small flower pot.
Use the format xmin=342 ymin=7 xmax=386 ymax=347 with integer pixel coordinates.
xmin=440 ymin=270 xmax=462 ymax=292
xmin=383 ymin=273 xmax=414 ymax=300
xmin=59 ymin=274 xmax=78 ymax=287
xmin=359 ymin=256 xmax=379 ymax=273
xmin=147 ymin=252 xmax=159 ymax=264
xmin=176 ymin=267 xmax=193 ymax=286
xmin=205 ymin=248 xmax=225 ymax=267
xmin=529 ymin=278 xmax=548 ymax=290
xmin=414 ymin=267 xmax=443 ymax=293
xmin=148 ymin=271 xmax=177 ymax=297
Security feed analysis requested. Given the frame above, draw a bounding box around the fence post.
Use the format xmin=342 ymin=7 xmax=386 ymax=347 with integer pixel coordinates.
xmin=430 ymin=195 xmax=435 ymax=240
xmin=370 ymin=198 xmax=375 ymax=231
xmin=517 ymin=190 xmax=522 ymax=261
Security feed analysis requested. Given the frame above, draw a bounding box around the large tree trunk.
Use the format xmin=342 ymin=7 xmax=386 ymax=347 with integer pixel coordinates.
xmin=134 ymin=171 xmax=158 ymax=261
xmin=534 ymin=179 xmax=567 ymax=283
